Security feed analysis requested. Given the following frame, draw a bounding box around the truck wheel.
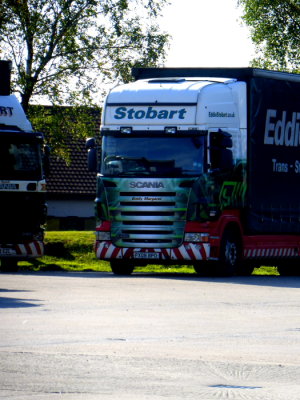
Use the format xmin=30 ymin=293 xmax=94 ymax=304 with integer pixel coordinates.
xmin=110 ymin=261 xmax=134 ymax=276
xmin=0 ymin=259 xmax=19 ymax=273
xmin=193 ymin=262 xmax=218 ymax=277
xmin=277 ymin=261 xmax=300 ymax=276
xmin=236 ymin=261 xmax=255 ymax=276
xmin=218 ymin=228 xmax=242 ymax=276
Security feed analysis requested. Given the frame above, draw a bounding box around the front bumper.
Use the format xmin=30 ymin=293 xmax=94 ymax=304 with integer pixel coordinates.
xmin=95 ymin=240 xmax=210 ymax=263
xmin=0 ymin=241 xmax=44 ymax=259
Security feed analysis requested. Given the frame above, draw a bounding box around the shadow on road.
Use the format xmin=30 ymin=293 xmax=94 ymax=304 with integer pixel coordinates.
xmin=128 ymin=272 xmax=300 ymax=289
xmin=3 ymin=270 xmax=300 ymax=289
xmin=0 ymin=296 xmax=42 ymax=308
xmin=151 ymin=273 xmax=300 ymax=289
xmin=0 ymin=288 xmax=42 ymax=309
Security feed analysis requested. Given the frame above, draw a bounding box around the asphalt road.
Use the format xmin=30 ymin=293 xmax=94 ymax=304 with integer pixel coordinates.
xmin=1 ymin=271 xmax=300 ymax=400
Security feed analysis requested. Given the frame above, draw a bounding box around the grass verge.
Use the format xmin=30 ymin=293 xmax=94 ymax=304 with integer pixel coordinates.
xmin=18 ymin=231 xmax=279 ymax=275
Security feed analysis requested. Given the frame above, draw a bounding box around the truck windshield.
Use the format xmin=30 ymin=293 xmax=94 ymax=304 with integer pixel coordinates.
xmin=101 ymin=134 xmax=206 ymax=177
xmin=0 ymin=137 xmax=43 ymax=180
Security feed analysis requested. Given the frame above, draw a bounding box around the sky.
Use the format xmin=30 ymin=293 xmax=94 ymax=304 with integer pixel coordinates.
xmin=159 ymin=0 xmax=255 ymax=68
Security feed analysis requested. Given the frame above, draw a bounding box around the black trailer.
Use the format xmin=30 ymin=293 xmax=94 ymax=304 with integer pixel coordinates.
xmin=133 ymin=67 xmax=300 ymax=235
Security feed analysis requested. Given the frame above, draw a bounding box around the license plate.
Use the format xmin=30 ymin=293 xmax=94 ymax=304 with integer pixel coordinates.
xmin=0 ymin=183 xmax=18 ymax=190
xmin=0 ymin=248 xmax=16 ymax=256
xmin=134 ymin=252 xmax=160 ymax=260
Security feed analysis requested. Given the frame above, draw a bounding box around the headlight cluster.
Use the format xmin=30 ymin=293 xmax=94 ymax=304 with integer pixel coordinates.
xmin=184 ymin=233 xmax=209 ymax=243
xmin=96 ymin=231 xmax=111 ymax=241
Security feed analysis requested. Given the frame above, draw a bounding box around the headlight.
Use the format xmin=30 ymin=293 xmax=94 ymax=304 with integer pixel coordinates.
xmin=165 ymin=126 xmax=177 ymax=134
xmin=120 ymin=127 xmax=132 ymax=134
xmin=96 ymin=231 xmax=111 ymax=241
xmin=184 ymin=233 xmax=209 ymax=243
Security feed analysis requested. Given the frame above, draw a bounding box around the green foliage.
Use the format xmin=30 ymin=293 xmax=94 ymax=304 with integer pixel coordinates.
xmin=0 ymin=0 xmax=169 ymax=156
xmin=254 ymin=266 xmax=279 ymax=276
xmin=238 ymin=0 xmax=300 ymax=72
xmin=0 ymin=0 xmax=169 ymax=121
xmin=18 ymin=231 xmax=108 ymax=271
xmin=28 ymin=105 xmax=100 ymax=159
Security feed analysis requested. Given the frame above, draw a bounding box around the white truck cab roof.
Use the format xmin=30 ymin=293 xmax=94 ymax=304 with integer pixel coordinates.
xmin=102 ymin=77 xmax=246 ymax=130
xmin=0 ymin=95 xmax=33 ymax=132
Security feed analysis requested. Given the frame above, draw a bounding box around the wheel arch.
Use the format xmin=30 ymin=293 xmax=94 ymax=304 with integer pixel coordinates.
xmin=215 ymin=214 xmax=244 ymax=257
xmin=218 ymin=211 xmax=243 ymax=236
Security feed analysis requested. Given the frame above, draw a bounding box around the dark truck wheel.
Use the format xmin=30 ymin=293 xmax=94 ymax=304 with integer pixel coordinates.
xmin=193 ymin=262 xmax=218 ymax=277
xmin=194 ymin=228 xmax=245 ymax=277
xmin=277 ymin=261 xmax=300 ymax=276
xmin=110 ymin=261 xmax=134 ymax=275
xmin=236 ymin=261 xmax=255 ymax=276
xmin=0 ymin=259 xmax=19 ymax=273
xmin=218 ymin=228 xmax=242 ymax=276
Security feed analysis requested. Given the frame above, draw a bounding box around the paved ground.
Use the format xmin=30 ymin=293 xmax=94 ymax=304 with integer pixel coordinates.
xmin=1 ymin=271 xmax=300 ymax=399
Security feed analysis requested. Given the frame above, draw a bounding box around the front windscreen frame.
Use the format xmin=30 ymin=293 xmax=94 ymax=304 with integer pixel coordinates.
xmin=100 ymin=130 xmax=208 ymax=177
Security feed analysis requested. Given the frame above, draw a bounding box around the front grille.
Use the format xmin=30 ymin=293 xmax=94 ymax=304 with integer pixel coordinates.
xmin=104 ymin=178 xmax=192 ymax=248
xmin=122 ymin=221 xmax=173 ymax=226
xmin=122 ymin=229 xmax=172 ymax=234
xmin=120 ymin=192 xmax=176 ymax=196
xmin=120 ymin=202 xmax=175 ymax=207
xmin=121 ymin=211 xmax=175 ymax=217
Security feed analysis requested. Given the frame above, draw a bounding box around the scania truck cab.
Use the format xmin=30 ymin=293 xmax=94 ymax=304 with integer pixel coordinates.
xmin=87 ymin=67 xmax=300 ymax=276
xmin=0 ymin=60 xmax=48 ymax=272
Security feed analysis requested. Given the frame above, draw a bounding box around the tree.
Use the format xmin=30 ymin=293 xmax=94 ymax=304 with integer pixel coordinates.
xmin=0 ymin=0 xmax=169 ymax=155
xmin=238 ymin=0 xmax=300 ymax=72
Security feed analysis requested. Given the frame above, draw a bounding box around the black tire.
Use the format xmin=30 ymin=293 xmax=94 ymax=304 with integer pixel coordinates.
xmin=0 ymin=259 xmax=19 ymax=273
xmin=110 ymin=261 xmax=134 ymax=276
xmin=193 ymin=261 xmax=218 ymax=277
xmin=277 ymin=261 xmax=300 ymax=276
xmin=236 ymin=261 xmax=255 ymax=276
xmin=217 ymin=228 xmax=242 ymax=276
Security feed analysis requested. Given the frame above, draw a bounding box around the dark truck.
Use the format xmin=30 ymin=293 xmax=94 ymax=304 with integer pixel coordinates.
xmin=87 ymin=67 xmax=300 ymax=276
xmin=0 ymin=60 xmax=48 ymax=271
